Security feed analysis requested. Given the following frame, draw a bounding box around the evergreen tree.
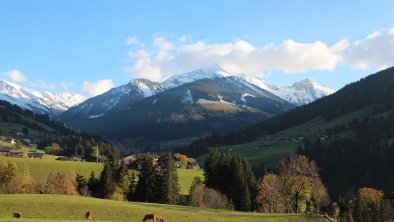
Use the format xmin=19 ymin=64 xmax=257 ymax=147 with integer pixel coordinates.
xmin=115 ymin=160 xmax=130 ymax=191
xmin=87 ymin=171 xmax=100 ymax=197
xmin=76 ymin=174 xmax=88 ymax=196
xmin=204 ymin=149 xmax=222 ymax=189
xmin=157 ymin=152 xmax=180 ymax=204
xmin=127 ymin=172 xmax=137 ymax=201
xmin=134 ymin=157 xmax=157 ymax=202
xmin=99 ymin=161 xmax=116 ymax=198
xmin=203 ymin=150 xmax=257 ymax=211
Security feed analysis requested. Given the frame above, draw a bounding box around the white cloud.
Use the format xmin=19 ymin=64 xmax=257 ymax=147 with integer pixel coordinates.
xmin=61 ymin=82 xmax=73 ymax=92
xmin=125 ymin=36 xmax=142 ymax=46
xmin=124 ymin=36 xmax=346 ymax=81
xmin=344 ymin=28 xmax=394 ymax=69
xmin=82 ymin=79 xmax=114 ymax=96
xmin=32 ymin=80 xmax=55 ymax=90
xmin=6 ymin=70 xmax=27 ymax=82
xmin=179 ymin=35 xmax=189 ymax=43
xmin=154 ymin=36 xmax=173 ymax=51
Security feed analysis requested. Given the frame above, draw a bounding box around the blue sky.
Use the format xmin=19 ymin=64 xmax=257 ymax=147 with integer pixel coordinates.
xmin=1 ymin=0 xmax=394 ymax=97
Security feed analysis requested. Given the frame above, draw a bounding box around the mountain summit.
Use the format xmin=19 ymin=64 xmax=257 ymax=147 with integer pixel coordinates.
xmin=239 ymin=76 xmax=334 ymax=106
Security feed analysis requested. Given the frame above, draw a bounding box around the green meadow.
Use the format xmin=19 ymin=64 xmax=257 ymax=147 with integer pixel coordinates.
xmin=0 ymin=194 xmax=329 ymax=222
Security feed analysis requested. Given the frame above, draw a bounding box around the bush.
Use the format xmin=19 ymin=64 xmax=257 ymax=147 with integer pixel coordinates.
xmin=204 ymin=188 xmax=234 ymax=210
xmin=38 ymin=171 xmax=77 ymax=195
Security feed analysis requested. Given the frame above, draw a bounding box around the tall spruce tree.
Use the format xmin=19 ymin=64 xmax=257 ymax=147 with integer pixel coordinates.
xmin=115 ymin=160 xmax=130 ymax=191
xmin=134 ymin=156 xmax=157 ymax=202
xmin=204 ymin=149 xmax=222 ymax=189
xmin=127 ymin=172 xmax=137 ymax=201
xmin=99 ymin=161 xmax=116 ymax=198
xmin=157 ymin=152 xmax=180 ymax=204
xmin=87 ymin=171 xmax=100 ymax=197
xmin=204 ymin=150 xmax=258 ymax=211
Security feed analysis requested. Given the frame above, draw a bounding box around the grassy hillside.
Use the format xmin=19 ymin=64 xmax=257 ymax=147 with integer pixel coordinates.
xmin=196 ymin=107 xmax=373 ymax=167
xmin=0 ymin=194 xmax=328 ymax=222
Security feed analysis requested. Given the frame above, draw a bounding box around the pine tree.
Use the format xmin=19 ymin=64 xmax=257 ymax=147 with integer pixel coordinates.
xmin=157 ymin=152 xmax=180 ymax=204
xmin=76 ymin=174 xmax=88 ymax=196
xmin=87 ymin=171 xmax=99 ymax=197
xmin=204 ymin=149 xmax=222 ymax=189
xmin=115 ymin=160 xmax=130 ymax=191
xmin=127 ymin=172 xmax=137 ymax=201
xmin=134 ymin=156 xmax=157 ymax=202
xmin=99 ymin=162 xmax=116 ymax=198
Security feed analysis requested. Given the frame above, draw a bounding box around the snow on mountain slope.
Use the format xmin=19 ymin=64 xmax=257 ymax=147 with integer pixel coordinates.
xmin=63 ymin=65 xmax=334 ymax=124
xmin=62 ymin=65 xmax=232 ymax=120
xmin=0 ymin=80 xmax=86 ymax=116
xmin=238 ymin=75 xmax=335 ymax=105
xmin=163 ymin=64 xmax=230 ymax=88
xmin=62 ymin=79 xmax=165 ymax=119
xmin=276 ymin=78 xmax=335 ymax=105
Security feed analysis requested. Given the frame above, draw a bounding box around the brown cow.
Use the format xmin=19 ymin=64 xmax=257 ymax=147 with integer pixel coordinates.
xmin=142 ymin=213 xmax=165 ymax=222
xmin=13 ymin=212 xmax=22 ymax=219
xmin=85 ymin=211 xmax=92 ymax=220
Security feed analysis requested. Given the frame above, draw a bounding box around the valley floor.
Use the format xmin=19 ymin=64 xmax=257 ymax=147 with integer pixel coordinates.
xmin=0 ymin=194 xmax=328 ymax=222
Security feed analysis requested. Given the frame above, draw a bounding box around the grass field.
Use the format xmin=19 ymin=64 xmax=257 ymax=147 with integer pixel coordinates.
xmin=177 ymin=169 xmax=204 ymax=194
xmin=0 ymin=194 xmax=329 ymax=222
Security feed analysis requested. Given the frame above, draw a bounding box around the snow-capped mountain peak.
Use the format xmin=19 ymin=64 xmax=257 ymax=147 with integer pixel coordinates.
xmin=163 ymin=64 xmax=230 ymax=88
xmin=291 ymin=78 xmax=334 ymax=96
xmin=0 ymin=80 xmax=86 ymax=116
xmin=132 ymin=79 xmax=164 ymax=97
xmin=220 ymin=76 xmax=334 ymax=106
xmin=271 ymin=78 xmax=335 ymax=105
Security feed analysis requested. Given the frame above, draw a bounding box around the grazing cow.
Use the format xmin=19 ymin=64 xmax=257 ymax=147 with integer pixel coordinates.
xmin=13 ymin=212 xmax=22 ymax=219
xmin=85 ymin=211 xmax=92 ymax=221
xmin=142 ymin=213 xmax=165 ymax=222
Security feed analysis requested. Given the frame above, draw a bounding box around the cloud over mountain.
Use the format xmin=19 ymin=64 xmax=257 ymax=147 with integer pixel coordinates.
xmin=82 ymin=79 xmax=114 ymax=96
xmin=124 ymin=28 xmax=394 ymax=82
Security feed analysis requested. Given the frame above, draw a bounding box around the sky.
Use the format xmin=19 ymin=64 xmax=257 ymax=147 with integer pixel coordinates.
xmin=1 ymin=0 xmax=394 ymax=97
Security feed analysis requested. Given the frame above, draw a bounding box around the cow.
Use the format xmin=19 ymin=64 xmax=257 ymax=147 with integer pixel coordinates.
xmin=85 ymin=211 xmax=92 ymax=221
xmin=13 ymin=212 xmax=22 ymax=219
xmin=142 ymin=213 xmax=165 ymax=222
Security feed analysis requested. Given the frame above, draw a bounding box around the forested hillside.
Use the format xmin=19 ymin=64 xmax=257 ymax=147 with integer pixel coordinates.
xmin=183 ymin=67 xmax=394 ymax=155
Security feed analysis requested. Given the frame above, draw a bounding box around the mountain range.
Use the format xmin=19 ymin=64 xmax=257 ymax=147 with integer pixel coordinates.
xmin=62 ymin=66 xmax=334 ymax=120
xmin=61 ymin=76 xmax=295 ymax=143
xmin=0 ymin=66 xmax=334 ymax=144
xmin=0 ymin=80 xmax=86 ymax=116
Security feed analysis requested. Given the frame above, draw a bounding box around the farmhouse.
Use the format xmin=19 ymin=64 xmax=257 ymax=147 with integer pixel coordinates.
xmin=6 ymin=149 xmax=24 ymax=158
xmin=186 ymin=161 xmax=200 ymax=170
xmin=124 ymin=153 xmax=159 ymax=169
xmin=0 ymin=146 xmax=24 ymax=158
xmin=0 ymin=146 xmax=13 ymax=155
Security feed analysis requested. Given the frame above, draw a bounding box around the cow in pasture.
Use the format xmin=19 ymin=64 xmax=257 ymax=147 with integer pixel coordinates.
xmin=85 ymin=211 xmax=92 ymax=220
xmin=142 ymin=213 xmax=165 ymax=222
xmin=13 ymin=212 xmax=22 ymax=219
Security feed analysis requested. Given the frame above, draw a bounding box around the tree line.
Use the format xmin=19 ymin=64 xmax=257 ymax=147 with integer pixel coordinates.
xmin=83 ymin=149 xmax=180 ymax=205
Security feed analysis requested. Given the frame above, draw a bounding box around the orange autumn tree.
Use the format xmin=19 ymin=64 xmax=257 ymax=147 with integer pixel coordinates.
xmin=257 ymin=155 xmax=329 ymax=213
